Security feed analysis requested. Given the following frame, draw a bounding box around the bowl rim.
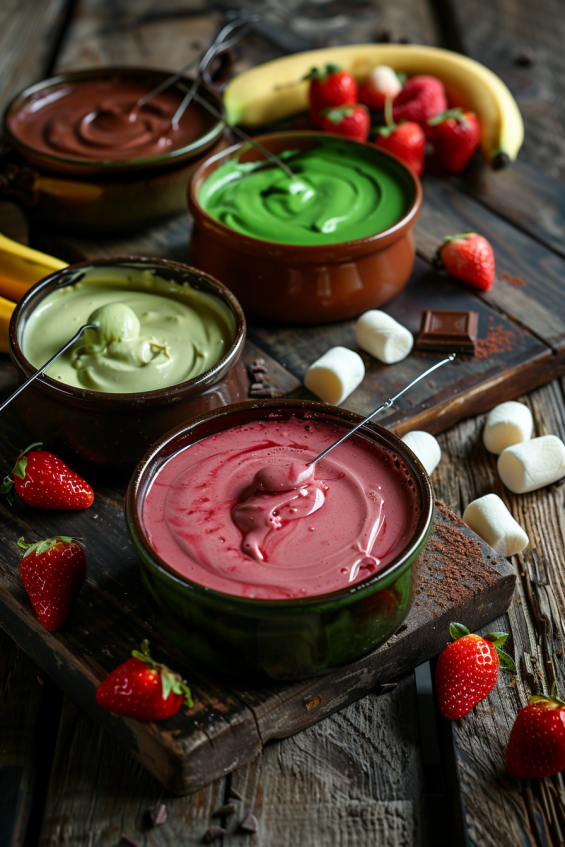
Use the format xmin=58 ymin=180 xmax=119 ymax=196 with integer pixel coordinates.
xmin=3 ymin=66 xmax=225 ymax=173
xmin=126 ymin=398 xmax=434 ymax=608
xmin=9 ymin=256 xmax=247 ymax=410
xmin=188 ymin=130 xmax=423 ymax=259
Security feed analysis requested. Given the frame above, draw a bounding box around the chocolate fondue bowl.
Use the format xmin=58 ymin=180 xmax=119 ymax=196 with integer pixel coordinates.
xmin=189 ymin=132 xmax=422 ymax=324
xmin=9 ymin=257 xmax=247 ymax=473
xmin=126 ymin=400 xmax=434 ymax=681
xmin=1 ymin=67 xmax=229 ymax=234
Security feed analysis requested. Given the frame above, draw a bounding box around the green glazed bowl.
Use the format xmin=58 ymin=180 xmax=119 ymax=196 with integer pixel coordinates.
xmin=125 ymin=400 xmax=434 ymax=681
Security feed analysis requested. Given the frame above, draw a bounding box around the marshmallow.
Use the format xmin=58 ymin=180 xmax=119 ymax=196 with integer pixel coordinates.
xmin=401 ymin=431 xmax=441 ymax=475
xmin=304 ymin=346 xmax=365 ymax=405
xmin=355 ymin=310 xmax=413 ymax=364
xmin=483 ymin=401 xmax=533 ymax=455
xmin=497 ymin=434 xmax=565 ymax=494
xmin=463 ymin=493 xmax=529 ymax=557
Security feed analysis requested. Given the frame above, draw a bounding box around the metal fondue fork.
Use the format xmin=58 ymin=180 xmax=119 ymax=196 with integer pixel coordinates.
xmin=0 ymin=325 xmax=95 ymax=415
xmin=308 ymin=353 xmax=457 ymax=467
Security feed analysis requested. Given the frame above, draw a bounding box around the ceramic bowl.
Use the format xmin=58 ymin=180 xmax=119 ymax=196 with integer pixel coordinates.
xmin=188 ymin=131 xmax=422 ymax=324
xmin=9 ymin=257 xmax=247 ymax=473
xmin=125 ymin=400 xmax=434 ymax=681
xmin=1 ymin=67 xmax=229 ymax=234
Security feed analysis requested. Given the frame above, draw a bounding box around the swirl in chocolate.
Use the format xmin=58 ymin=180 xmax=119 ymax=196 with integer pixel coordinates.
xmin=9 ymin=76 xmax=216 ymax=161
xmin=143 ymin=416 xmax=419 ymax=599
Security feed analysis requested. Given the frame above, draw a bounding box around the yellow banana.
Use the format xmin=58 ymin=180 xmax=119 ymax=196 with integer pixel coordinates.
xmin=0 ymin=296 xmax=15 ymax=354
xmin=0 ymin=232 xmax=67 ymax=302
xmin=224 ymin=44 xmax=523 ymax=167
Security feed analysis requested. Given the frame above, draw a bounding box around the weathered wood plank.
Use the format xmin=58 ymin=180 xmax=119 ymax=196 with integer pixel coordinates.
xmin=432 ymin=379 xmax=565 ymax=847
xmin=0 ymin=0 xmax=72 ymax=116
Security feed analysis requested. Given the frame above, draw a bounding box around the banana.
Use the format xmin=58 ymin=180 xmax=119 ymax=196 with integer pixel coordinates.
xmin=0 ymin=296 xmax=15 ymax=354
xmin=224 ymin=44 xmax=523 ymax=167
xmin=0 ymin=232 xmax=67 ymax=302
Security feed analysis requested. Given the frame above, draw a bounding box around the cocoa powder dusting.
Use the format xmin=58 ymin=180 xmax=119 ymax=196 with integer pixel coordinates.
xmin=501 ymin=271 xmax=525 ymax=287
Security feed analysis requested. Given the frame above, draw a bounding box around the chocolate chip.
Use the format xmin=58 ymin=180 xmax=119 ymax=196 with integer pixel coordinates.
xmin=240 ymin=811 xmax=259 ymax=833
xmin=515 ymin=49 xmax=535 ymax=66
xmin=118 ymin=836 xmax=140 ymax=847
xmin=204 ymin=825 xmax=227 ymax=842
xmin=148 ymin=803 xmax=167 ymax=827
xmin=229 ymin=787 xmax=244 ymax=801
xmin=212 ymin=803 xmax=237 ymax=817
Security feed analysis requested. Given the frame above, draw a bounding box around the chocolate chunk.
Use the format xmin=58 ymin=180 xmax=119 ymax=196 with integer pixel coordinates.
xmin=148 ymin=803 xmax=167 ymax=827
xmin=204 ymin=825 xmax=227 ymax=842
xmin=515 ymin=49 xmax=535 ymax=66
xmin=118 ymin=836 xmax=140 ymax=847
xmin=416 ymin=309 xmax=479 ymax=355
xmin=240 ymin=811 xmax=259 ymax=833
xmin=229 ymin=787 xmax=244 ymax=801
xmin=212 ymin=803 xmax=237 ymax=817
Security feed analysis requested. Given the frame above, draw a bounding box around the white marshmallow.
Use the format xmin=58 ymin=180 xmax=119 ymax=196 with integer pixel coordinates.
xmin=483 ymin=401 xmax=533 ymax=455
xmin=355 ymin=310 xmax=414 ymax=364
xmin=497 ymin=434 xmax=565 ymax=494
xmin=304 ymin=346 xmax=365 ymax=405
xmin=401 ymin=431 xmax=441 ymax=475
xmin=463 ymin=493 xmax=529 ymax=557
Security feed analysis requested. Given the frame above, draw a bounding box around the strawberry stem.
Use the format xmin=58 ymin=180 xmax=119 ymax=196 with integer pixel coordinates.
xmin=130 ymin=641 xmax=194 ymax=708
xmin=18 ymin=535 xmax=75 ymax=558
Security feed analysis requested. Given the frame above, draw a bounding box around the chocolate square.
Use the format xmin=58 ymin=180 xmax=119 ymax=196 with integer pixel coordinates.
xmin=416 ymin=310 xmax=479 ymax=355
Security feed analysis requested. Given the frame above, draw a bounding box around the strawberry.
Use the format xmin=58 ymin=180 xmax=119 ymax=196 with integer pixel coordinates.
xmin=393 ymin=75 xmax=447 ymax=137
xmin=435 ymin=622 xmax=515 ymax=720
xmin=428 ymin=108 xmax=481 ymax=173
xmin=434 ymin=232 xmax=496 ymax=291
xmin=18 ymin=535 xmax=86 ymax=630
xmin=304 ymin=64 xmax=358 ymax=128
xmin=321 ymin=104 xmax=370 ymax=142
xmin=0 ymin=442 xmax=94 ymax=509
xmin=359 ymin=65 xmax=402 ymax=110
xmin=96 ymin=640 xmax=193 ymax=720
xmin=374 ymin=97 xmax=425 ymax=176
xmin=506 ymin=687 xmax=565 ymax=778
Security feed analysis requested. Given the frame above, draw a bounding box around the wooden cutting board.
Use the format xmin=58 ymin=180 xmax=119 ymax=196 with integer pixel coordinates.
xmin=0 ymin=362 xmax=516 ymax=793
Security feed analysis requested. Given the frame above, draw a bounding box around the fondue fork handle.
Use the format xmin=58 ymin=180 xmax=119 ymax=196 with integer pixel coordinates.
xmin=309 ymin=353 xmax=457 ymax=467
xmin=0 ymin=324 xmax=95 ymax=415
xmin=191 ymin=91 xmax=297 ymax=180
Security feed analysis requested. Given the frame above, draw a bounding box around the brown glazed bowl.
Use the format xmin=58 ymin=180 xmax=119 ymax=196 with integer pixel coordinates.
xmin=188 ymin=131 xmax=422 ymax=324
xmin=1 ymin=67 xmax=229 ymax=234
xmin=126 ymin=399 xmax=434 ymax=681
xmin=9 ymin=257 xmax=247 ymax=474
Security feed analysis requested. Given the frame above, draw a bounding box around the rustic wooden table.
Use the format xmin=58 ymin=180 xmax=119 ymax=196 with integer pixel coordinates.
xmin=1 ymin=1 xmax=565 ymax=845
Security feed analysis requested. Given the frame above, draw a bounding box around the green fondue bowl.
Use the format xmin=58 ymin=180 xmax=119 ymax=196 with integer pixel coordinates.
xmin=126 ymin=400 xmax=434 ymax=682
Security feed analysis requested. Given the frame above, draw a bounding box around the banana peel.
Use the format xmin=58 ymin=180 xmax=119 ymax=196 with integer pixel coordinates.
xmin=223 ymin=44 xmax=524 ymax=167
xmin=0 ymin=232 xmax=67 ymax=354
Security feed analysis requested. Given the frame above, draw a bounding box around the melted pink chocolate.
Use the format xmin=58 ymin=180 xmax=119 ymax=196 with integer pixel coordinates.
xmin=143 ymin=417 xmax=420 ymax=600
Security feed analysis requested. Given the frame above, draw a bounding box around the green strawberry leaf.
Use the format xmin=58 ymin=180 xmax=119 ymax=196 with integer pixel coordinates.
xmin=450 ymin=622 xmax=470 ymax=641
xmin=428 ymin=107 xmax=468 ymax=127
xmin=495 ymin=648 xmax=516 ymax=674
xmin=131 ymin=641 xmax=194 ymax=708
xmin=302 ymin=63 xmax=340 ymax=81
xmin=320 ymin=105 xmax=355 ymax=124
xmin=485 ymin=632 xmax=509 ymax=648
xmin=18 ymin=535 xmax=74 ymax=558
xmin=13 ymin=442 xmax=43 ymax=480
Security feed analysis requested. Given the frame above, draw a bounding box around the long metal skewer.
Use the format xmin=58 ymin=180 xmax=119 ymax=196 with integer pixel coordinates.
xmin=0 ymin=324 xmax=95 ymax=415
xmin=309 ymin=353 xmax=457 ymax=467
xmin=191 ymin=91 xmax=297 ymax=179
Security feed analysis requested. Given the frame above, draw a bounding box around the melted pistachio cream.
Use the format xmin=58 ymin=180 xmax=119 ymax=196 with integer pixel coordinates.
xmin=23 ymin=267 xmax=235 ymax=393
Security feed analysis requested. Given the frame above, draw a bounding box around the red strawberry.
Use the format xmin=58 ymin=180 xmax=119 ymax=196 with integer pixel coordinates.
xmin=374 ymin=97 xmax=425 ymax=175
xmin=428 ymin=108 xmax=481 ymax=173
xmin=304 ymin=64 xmax=358 ymax=127
xmin=506 ymin=688 xmax=565 ymax=778
xmin=359 ymin=65 xmax=402 ymax=110
xmin=96 ymin=640 xmax=193 ymax=720
xmin=435 ymin=622 xmax=515 ymax=720
xmin=321 ymin=104 xmax=370 ymax=142
xmin=393 ymin=75 xmax=447 ymax=136
xmin=0 ymin=442 xmax=94 ymax=509
xmin=434 ymin=232 xmax=496 ymax=291
xmin=18 ymin=535 xmax=86 ymax=630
